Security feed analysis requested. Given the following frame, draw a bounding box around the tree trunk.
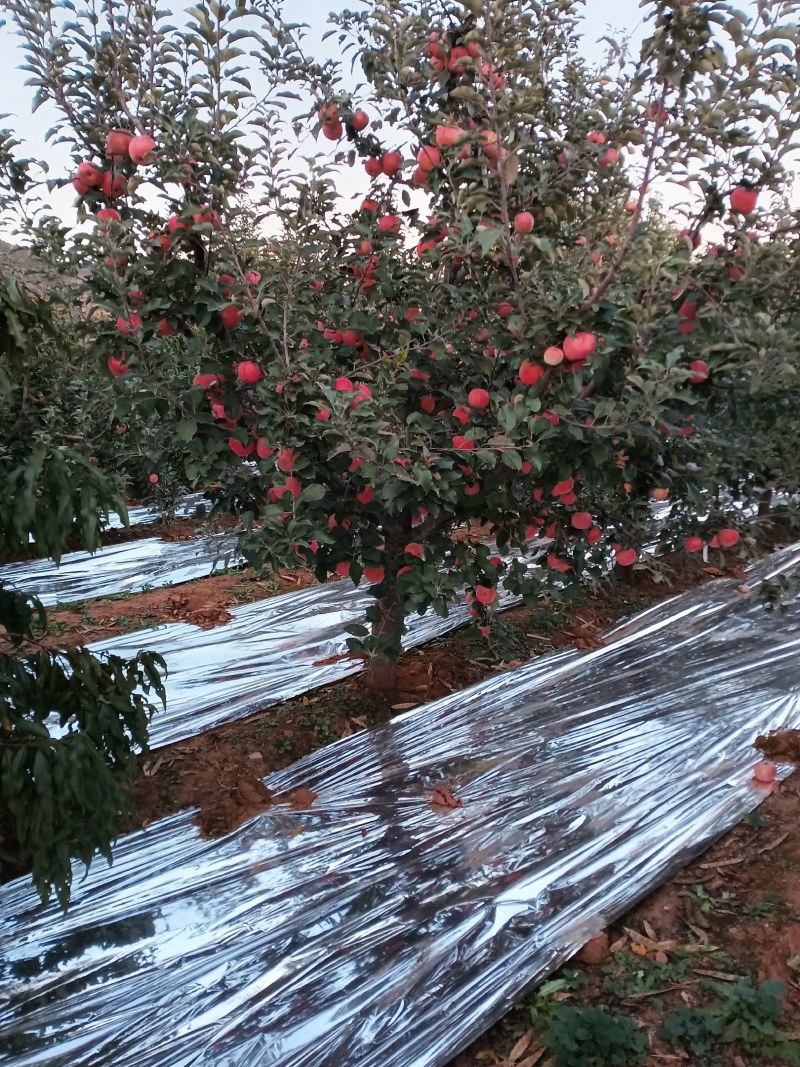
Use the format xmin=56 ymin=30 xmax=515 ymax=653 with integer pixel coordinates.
xmin=365 ymin=584 xmax=403 ymax=694
xmin=758 ymin=489 xmax=772 ymax=518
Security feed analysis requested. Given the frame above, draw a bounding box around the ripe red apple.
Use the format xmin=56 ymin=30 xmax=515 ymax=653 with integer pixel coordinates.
xmin=730 ymin=186 xmax=758 ymax=215
xmin=571 ymin=512 xmax=592 ymax=530
xmin=412 ymin=166 xmax=429 ymax=186
xmin=548 ymin=554 xmax=571 ymax=573
xmin=496 ymin=301 xmax=514 ymax=317
xmin=322 ymin=120 xmax=343 ymax=141
xmin=597 ymin=148 xmax=620 ymax=166
xmin=220 ymin=305 xmax=242 ymax=328
xmin=587 ymin=526 xmax=603 ymax=544
xmin=351 ymin=109 xmax=370 ymax=132
xmin=452 ymin=405 xmax=471 ymax=425
xmin=76 ymin=160 xmax=104 ymax=188
xmin=364 ymin=564 xmax=385 ymax=583
xmin=588 ymin=130 xmax=607 ymax=144
xmin=514 ymin=211 xmax=534 ymax=234
xmin=420 ymin=395 xmax=436 ymax=414
xmin=357 ymin=485 xmax=375 ymax=505
xmin=236 ymin=360 xmax=262 ymax=384
xmin=96 ymin=208 xmax=121 ymax=228
xmin=128 ymin=135 xmax=156 ymax=165
xmin=148 ymin=473 xmax=159 ymax=484
xmin=417 ymin=145 xmax=441 ymax=172
xmin=435 ymin=124 xmax=463 ymax=148
xmin=101 ymin=171 xmax=127 ymax=199
xmin=244 ymin=270 xmax=261 ymax=286
xmin=452 ymin=435 xmax=475 ymax=451
xmin=552 ymin=477 xmax=574 ymax=496
xmin=615 ymin=547 xmax=637 ymax=566
xmin=364 ymin=157 xmax=382 ymax=178
xmin=335 ymin=376 xmax=354 ymax=391
xmin=405 ymin=542 xmax=424 ymax=558
xmin=685 ymin=536 xmax=704 ymax=552
xmin=341 ymin=329 xmax=363 ymax=346
xmin=689 ymin=360 xmax=709 ymax=383
xmin=255 ymin=439 xmax=274 ymax=460
xmin=116 ymin=314 xmax=142 ymax=334
xmin=753 ymin=760 xmax=777 ymax=784
xmin=107 ymin=354 xmax=129 ymax=376
xmin=563 ymin=332 xmax=597 ymax=362
xmin=475 ymin=585 xmax=497 ymax=605
xmin=382 ymin=151 xmax=402 ymax=176
xmin=193 ymin=206 xmax=221 ymax=229
xmin=229 ymin=438 xmax=255 ymax=457
xmin=105 ymin=128 xmax=132 ymax=160
xmin=157 ymin=318 xmax=176 ymax=336
xmin=193 ymin=372 xmax=221 ymax=389
xmin=468 ymin=387 xmax=490 ymax=409
xmin=168 ymin=214 xmax=188 ymax=234
xmin=718 ymin=528 xmax=740 ymax=548
xmin=519 ymin=360 xmax=544 ymax=386
xmin=378 ymin=214 xmax=402 ymax=234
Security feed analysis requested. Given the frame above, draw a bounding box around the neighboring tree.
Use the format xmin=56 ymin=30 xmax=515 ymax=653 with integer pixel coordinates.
xmin=0 ymin=134 xmax=166 ymax=908
xmin=2 ymin=0 xmax=800 ymax=690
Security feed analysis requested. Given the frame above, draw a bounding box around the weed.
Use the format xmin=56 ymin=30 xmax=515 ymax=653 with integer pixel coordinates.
xmin=543 ymin=1004 xmax=647 ymax=1067
xmin=745 ymin=810 xmax=768 ymax=831
xmin=661 ymin=979 xmax=800 ymax=1064
xmin=602 ymin=951 xmax=692 ymax=1001
xmin=741 ymin=892 xmax=780 ymax=920
xmin=679 ymin=884 xmax=736 ymax=916
xmin=527 ymin=971 xmax=586 ymax=1029
xmin=276 ymin=738 xmax=294 ymax=755
xmin=469 ymin=618 xmax=532 ymax=665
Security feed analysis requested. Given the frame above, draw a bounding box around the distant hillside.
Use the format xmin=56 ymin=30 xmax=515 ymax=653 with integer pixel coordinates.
xmin=0 ymin=238 xmax=70 ymax=297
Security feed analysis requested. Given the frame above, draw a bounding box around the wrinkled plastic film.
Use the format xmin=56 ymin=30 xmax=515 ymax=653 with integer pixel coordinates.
xmin=1 ymin=547 xmax=799 ymax=1067
xmin=90 ymin=561 xmax=530 ymax=749
xmin=0 ymin=533 xmax=241 ymax=608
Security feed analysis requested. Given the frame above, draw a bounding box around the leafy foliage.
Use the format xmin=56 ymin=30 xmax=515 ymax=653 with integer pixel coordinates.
xmin=544 ymin=1004 xmax=647 ymax=1067
xmin=0 ymin=585 xmax=166 ymax=907
xmin=660 ymin=979 xmax=800 ymax=1064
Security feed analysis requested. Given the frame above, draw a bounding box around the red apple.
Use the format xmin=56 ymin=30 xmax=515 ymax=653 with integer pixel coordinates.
xmin=229 ymin=438 xmax=255 ymax=457
xmin=107 ymin=354 xmax=129 ymax=376
xmin=352 ymin=109 xmax=369 ymax=131
xmin=378 ymin=214 xmax=402 ymax=234
xmin=76 ymin=161 xmax=103 ymax=187
xmin=364 ymin=157 xmax=382 ymax=178
xmin=468 ymin=387 xmax=490 ymax=409
xmin=417 ymin=145 xmax=441 ymax=172
xmin=96 ymin=208 xmax=121 ymax=227
xmin=435 ymin=124 xmax=463 ymax=148
xmin=753 ymin=760 xmax=777 ymax=784
xmin=382 ymin=151 xmax=403 ymax=176
xmin=335 ymin=376 xmax=354 ymax=391
xmin=412 ymin=166 xmax=429 ymax=186
xmin=452 ymin=435 xmax=475 ymax=451
xmin=615 ymin=547 xmax=637 ymax=566
xmin=598 ymin=148 xmax=620 ymax=167
xmin=571 ymin=512 xmax=592 ymax=530
xmin=730 ymin=186 xmax=758 ymax=215
xmin=552 ymin=477 xmax=574 ymax=496
xmin=236 ymin=361 xmax=262 ymax=384
xmin=128 ymin=135 xmax=156 ymax=165
xmin=519 ymin=360 xmax=544 ymax=386
xmin=685 ymin=536 xmax=704 ymax=552
xmin=543 ymin=346 xmax=564 ymax=366
xmin=220 ymin=305 xmax=242 ymax=328
xmin=364 ymin=565 xmax=385 ymax=583
xmin=475 ymin=585 xmax=497 ymax=605
xmin=101 ymin=171 xmax=127 ymax=199
xmin=341 ymin=329 xmax=363 ymax=346
xmin=689 ymin=360 xmax=709 ymax=383
xmin=453 ymin=406 xmax=471 ymax=425
xmin=514 ymin=211 xmax=534 ymax=234
xmin=718 ymin=528 xmax=740 ymax=548
xmin=357 ymin=485 xmax=375 ymax=505
xmin=562 ymin=332 xmax=597 ymax=362
xmin=148 ymin=473 xmax=159 ymax=484
xmin=116 ymin=314 xmax=142 ymax=335
xmin=105 ymin=128 xmax=133 ymax=160
xmin=405 ymin=542 xmax=424 ymax=558
xmin=168 ymin=214 xmax=188 ymax=234
xmin=322 ymin=121 xmax=343 ymax=141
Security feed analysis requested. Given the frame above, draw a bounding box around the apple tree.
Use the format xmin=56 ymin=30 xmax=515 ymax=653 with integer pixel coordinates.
xmin=3 ymin=0 xmax=800 ymax=689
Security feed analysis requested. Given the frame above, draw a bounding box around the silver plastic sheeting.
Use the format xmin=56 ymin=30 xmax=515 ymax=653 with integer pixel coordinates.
xmin=89 ymin=566 xmax=529 ymax=749
xmin=1 ymin=547 xmax=800 ymax=1067
xmin=105 ymin=493 xmax=210 ymax=530
xmin=0 ymin=532 xmax=241 ymax=608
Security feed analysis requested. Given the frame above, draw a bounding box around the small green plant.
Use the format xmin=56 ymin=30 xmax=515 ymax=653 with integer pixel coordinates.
xmin=745 ymin=810 xmax=768 ymax=831
xmin=543 ymin=1004 xmax=647 ymax=1067
xmin=741 ymin=892 xmax=780 ymax=921
xmin=679 ymin=884 xmax=736 ymax=916
xmin=661 ymin=980 xmax=800 ymax=1064
xmin=527 ymin=971 xmax=586 ymax=1029
xmin=602 ymin=950 xmax=692 ymax=1001
xmin=469 ymin=618 xmax=532 ymax=665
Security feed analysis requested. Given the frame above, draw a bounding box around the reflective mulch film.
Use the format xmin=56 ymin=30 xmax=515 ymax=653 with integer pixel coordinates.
xmin=0 ymin=532 xmax=240 ymax=608
xmin=1 ymin=547 xmax=799 ymax=1067
xmin=90 ymin=563 xmax=530 ymax=749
